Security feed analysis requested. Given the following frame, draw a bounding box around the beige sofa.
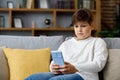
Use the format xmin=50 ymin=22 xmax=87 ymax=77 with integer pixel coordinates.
xmin=100 ymin=38 xmax=120 ymax=80
xmin=0 ymin=35 xmax=120 ymax=80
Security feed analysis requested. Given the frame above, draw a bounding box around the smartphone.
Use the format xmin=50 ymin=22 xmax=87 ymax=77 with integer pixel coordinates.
xmin=51 ymin=51 xmax=64 ymax=66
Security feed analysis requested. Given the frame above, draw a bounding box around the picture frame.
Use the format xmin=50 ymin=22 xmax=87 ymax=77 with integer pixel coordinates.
xmin=14 ymin=17 xmax=22 ymax=28
xmin=0 ymin=16 xmax=4 ymax=27
xmin=7 ymin=1 xmax=14 ymax=8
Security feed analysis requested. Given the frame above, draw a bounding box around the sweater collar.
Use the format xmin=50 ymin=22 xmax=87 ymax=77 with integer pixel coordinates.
xmin=73 ymin=36 xmax=93 ymax=42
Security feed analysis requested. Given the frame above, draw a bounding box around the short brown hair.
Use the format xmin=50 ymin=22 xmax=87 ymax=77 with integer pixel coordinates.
xmin=72 ymin=9 xmax=94 ymax=25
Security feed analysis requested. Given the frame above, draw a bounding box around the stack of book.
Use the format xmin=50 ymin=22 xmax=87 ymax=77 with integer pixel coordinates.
xmin=56 ymin=0 xmax=74 ymax=9
xmin=22 ymin=0 xmax=33 ymax=9
xmin=78 ymin=0 xmax=95 ymax=9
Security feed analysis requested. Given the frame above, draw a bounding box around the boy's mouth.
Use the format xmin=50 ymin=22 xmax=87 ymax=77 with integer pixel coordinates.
xmin=77 ymin=33 xmax=83 ymax=35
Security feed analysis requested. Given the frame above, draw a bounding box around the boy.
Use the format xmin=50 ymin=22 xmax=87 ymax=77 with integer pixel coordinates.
xmin=25 ymin=9 xmax=108 ymax=80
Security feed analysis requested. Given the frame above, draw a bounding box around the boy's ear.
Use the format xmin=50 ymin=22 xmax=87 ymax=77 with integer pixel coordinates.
xmin=91 ymin=22 xmax=94 ymax=30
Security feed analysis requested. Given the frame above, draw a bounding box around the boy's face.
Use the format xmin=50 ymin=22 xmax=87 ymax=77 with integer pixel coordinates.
xmin=74 ymin=21 xmax=94 ymax=40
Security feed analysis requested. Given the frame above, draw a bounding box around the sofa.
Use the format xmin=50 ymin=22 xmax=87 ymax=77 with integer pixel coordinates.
xmin=0 ymin=35 xmax=120 ymax=80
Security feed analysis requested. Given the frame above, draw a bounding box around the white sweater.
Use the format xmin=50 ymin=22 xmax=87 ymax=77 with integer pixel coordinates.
xmin=50 ymin=37 xmax=108 ymax=80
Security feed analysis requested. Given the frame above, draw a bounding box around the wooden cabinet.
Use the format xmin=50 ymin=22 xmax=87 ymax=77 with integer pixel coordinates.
xmin=0 ymin=0 xmax=101 ymax=36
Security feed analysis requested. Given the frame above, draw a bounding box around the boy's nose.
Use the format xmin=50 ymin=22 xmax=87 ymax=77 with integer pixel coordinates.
xmin=78 ymin=26 xmax=82 ymax=31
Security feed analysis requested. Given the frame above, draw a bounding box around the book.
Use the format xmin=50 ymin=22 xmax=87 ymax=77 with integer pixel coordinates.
xmin=26 ymin=0 xmax=32 ymax=9
xmin=69 ymin=0 xmax=74 ymax=9
xmin=51 ymin=51 xmax=64 ymax=66
xmin=0 ymin=16 xmax=4 ymax=27
xmin=22 ymin=0 xmax=27 ymax=8
xmin=39 ymin=0 xmax=49 ymax=8
xmin=83 ymin=0 xmax=90 ymax=9
xmin=116 ymin=4 xmax=120 ymax=17
xmin=34 ymin=0 xmax=39 ymax=8
xmin=56 ymin=0 xmax=65 ymax=9
xmin=78 ymin=0 xmax=83 ymax=9
xmin=90 ymin=0 xmax=95 ymax=9
xmin=64 ymin=1 xmax=69 ymax=9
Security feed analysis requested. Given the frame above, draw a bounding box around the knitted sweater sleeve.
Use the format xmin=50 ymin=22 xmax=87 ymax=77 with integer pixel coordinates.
xmin=74 ymin=39 xmax=108 ymax=73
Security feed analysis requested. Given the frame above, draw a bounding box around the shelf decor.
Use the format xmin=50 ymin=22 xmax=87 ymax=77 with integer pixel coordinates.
xmin=44 ymin=19 xmax=51 ymax=28
xmin=32 ymin=20 xmax=36 ymax=28
xmin=14 ymin=17 xmax=23 ymax=28
xmin=7 ymin=1 xmax=14 ymax=9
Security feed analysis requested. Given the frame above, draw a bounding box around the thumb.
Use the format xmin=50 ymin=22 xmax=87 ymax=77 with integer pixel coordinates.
xmin=64 ymin=62 xmax=70 ymax=64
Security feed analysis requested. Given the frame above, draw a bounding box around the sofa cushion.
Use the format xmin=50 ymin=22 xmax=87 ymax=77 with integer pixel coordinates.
xmin=103 ymin=38 xmax=120 ymax=49
xmin=0 ymin=35 xmax=64 ymax=50
xmin=103 ymin=49 xmax=120 ymax=80
xmin=3 ymin=48 xmax=50 ymax=80
xmin=0 ymin=47 xmax=9 ymax=80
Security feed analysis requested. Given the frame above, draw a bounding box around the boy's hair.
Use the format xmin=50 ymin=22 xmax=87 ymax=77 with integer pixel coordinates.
xmin=72 ymin=8 xmax=94 ymax=25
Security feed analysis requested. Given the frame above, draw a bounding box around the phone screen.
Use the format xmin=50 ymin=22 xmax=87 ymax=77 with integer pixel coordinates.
xmin=51 ymin=51 xmax=64 ymax=66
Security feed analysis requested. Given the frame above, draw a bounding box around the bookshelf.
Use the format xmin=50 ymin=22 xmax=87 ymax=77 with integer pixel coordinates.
xmin=0 ymin=0 xmax=101 ymax=37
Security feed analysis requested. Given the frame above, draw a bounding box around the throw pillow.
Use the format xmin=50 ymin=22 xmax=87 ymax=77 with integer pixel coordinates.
xmin=3 ymin=48 xmax=50 ymax=80
xmin=0 ymin=47 xmax=9 ymax=80
xmin=103 ymin=49 xmax=120 ymax=80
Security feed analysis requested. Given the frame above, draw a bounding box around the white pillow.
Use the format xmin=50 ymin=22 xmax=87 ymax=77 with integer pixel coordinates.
xmin=103 ymin=49 xmax=120 ymax=80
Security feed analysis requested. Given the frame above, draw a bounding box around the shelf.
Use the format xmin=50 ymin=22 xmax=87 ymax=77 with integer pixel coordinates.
xmin=0 ymin=8 xmax=9 ymax=11
xmin=0 ymin=27 xmax=74 ymax=31
xmin=0 ymin=8 xmax=96 ymax=13
xmin=0 ymin=0 xmax=101 ymax=36
xmin=0 ymin=28 xmax=33 ymax=31
xmin=11 ymin=8 xmax=55 ymax=12
xmin=34 ymin=27 xmax=74 ymax=31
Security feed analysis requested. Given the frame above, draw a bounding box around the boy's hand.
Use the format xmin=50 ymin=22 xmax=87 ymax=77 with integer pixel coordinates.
xmin=59 ymin=62 xmax=79 ymax=74
xmin=51 ymin=63 xmax=61 ymax=74
xmin=51 ymin=62 xmax=78 ymax=74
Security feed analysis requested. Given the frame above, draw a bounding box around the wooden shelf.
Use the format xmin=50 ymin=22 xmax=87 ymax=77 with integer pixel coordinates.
xmin=34 ymin=28 xmax=74 ymax=31
xmin=0 ymin=28 xmax=33 ymax=31
xmin=0 ymin=0 xmax=101 ymax=36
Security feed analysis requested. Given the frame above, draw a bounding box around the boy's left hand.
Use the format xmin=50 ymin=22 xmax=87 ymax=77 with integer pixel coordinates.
xmin=59 ymin=62 xmax=79 ymax=74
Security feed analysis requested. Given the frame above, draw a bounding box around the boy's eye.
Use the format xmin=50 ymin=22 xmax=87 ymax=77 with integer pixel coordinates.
xmin=80 ymin=24 xmax=87 ymax=27
xmin=74 ymin=24 xmax=87 ymax=28
xmin=74 ymin=25 xmax=78 ymax=28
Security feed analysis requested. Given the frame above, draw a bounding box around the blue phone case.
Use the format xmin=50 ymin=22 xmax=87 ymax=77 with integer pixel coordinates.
xmin=51 ymin=51 xmax=64 ymax=66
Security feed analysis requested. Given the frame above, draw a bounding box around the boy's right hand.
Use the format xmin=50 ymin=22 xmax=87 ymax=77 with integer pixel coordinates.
xmin=51 ymin=63 xmax=61 ymax=74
